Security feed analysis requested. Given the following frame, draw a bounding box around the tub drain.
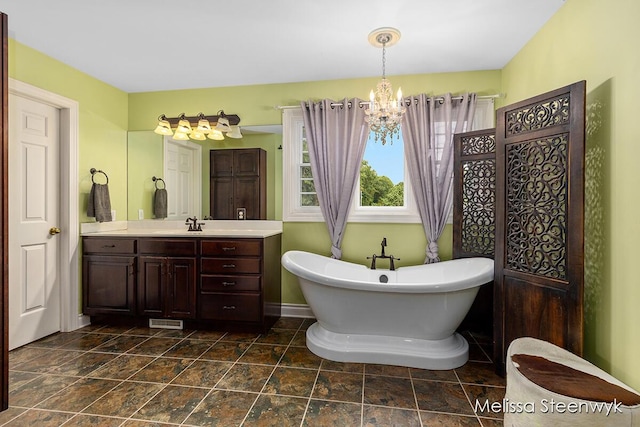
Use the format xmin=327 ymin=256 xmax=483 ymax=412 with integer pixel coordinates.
xmin=379 ymin=274 xmax=389 ymax=283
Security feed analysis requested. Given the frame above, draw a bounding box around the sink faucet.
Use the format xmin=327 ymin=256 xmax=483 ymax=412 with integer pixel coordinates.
xmin=185 ymin=216 xmax=204 ymax=231
xmin=367 ymin=237 xmax=400 ymax=271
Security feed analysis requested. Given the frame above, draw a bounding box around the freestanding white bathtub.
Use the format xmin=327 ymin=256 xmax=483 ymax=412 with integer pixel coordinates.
xmin=281 ymin=250 xmax=494 ymax=370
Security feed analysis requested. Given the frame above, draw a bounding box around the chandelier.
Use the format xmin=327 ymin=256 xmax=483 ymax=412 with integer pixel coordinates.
xmin=364 ymin=27 xmax=405 ymax=145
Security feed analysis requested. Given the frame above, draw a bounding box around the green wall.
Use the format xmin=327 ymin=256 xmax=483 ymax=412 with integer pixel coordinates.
xmin=8 ymin=39 xmax=129 ymax=222
xmin=127 ymin=131 xmax=163 ymax=220
xmin=128 ymin=71 xmax=502 ymax=130
xmin=501 ymin=0 xmax=640 ymax=390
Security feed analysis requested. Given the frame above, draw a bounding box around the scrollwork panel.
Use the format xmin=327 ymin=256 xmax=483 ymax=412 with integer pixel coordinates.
xmin=506 ymin=95 xmax=570 ymax=136
xmin=505 ymin=135 xmax=568 ymax=279
xmin=462 ymin=159 xmax=496 ymax=256
xmin=461 ymin=134 xmax=496 ymax=156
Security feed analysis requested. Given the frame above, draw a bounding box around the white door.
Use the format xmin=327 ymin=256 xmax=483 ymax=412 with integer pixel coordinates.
xmin=8 ymin=94 xmax=61 ymax=350
xmin=164 ymin=138 xmax=201 ymax=219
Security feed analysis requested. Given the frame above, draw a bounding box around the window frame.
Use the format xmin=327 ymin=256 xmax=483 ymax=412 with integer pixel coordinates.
xmin=282 ymin=98 xmax=494 ymax=223
xmin=282 ymin=108 xmax=322 ymax=222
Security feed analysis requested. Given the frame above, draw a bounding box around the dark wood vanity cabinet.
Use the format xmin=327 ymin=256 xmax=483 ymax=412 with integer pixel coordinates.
xmin=82 ymin=238 xmax=137 ymax=315
xmin=210 ymin=148 xmax=266 ymax=220
xmin=82 ymin=234 xmax=281 ymax=332
xmin=137 ymin=239 xmax=197 ymax=319
xmin=198 ymin=235 xmax=281 ymax=332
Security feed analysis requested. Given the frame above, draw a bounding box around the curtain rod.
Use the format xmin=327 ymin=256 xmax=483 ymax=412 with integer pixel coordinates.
xmin=275 ymin=93 xmax=504 ymax=110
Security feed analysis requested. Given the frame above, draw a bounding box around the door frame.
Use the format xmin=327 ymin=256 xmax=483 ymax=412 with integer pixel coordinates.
xmin=9 ymin=78 xmax=82 ymax=333
xmin=163 ymin=136 xmax=202 ymax=219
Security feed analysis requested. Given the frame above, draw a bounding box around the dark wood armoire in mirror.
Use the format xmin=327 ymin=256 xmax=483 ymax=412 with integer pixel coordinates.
xmin=210 ymin=148 xmax=266 ymax=220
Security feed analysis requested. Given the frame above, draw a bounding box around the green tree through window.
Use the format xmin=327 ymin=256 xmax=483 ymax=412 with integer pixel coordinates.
xmin=359 ymin=131 xmax=405 ymax=207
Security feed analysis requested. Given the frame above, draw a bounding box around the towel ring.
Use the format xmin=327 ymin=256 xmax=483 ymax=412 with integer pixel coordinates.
xmin=90 ymin=168 xmax=109 ymax=184
xmin=152 ymin=176 xmax=166 ymax=190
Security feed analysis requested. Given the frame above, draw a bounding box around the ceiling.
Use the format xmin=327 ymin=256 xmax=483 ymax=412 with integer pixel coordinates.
xmin=0 ymin=0 xmax=565 ymax=93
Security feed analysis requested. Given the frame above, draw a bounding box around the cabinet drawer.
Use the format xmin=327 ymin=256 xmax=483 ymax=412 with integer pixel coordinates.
xmin=201 ymin=239 xmax=262 ymax=257
xmin=83 ymin=238 xmax=136 ymax=254
xmin=199 ymin=293 xmax=261 ymax=321
xmin=139 ymin=239 xmax=197 ymax=256
xmin=201 ymin=258 xmax=261 ymax=274
xmin=201 ymin=275 xmax=261 ymax=292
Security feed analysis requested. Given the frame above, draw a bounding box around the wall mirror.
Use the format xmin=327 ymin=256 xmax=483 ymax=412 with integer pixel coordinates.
xmin=127 ymin=125 xmax=283 ymax=221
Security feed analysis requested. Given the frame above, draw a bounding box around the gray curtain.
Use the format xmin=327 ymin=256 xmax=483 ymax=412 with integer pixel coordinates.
xmin=301 ymin=98 xmax=369 ymax=259
xmin=402 ymin=93 xmax=477 ymax=263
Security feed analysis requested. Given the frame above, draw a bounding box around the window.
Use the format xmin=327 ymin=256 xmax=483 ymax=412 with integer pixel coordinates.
xmin=299 ymin=130 xmax=318 ymax=207
xmin=282 ymin=108 xmax=321 ymax=221
xmin=282 ymin=98 xmax=494 ymax=222
xmin=360 ymin=136 xmax=404 ymax=207
xmin=349 ymin=130 xmax=421 ymax=223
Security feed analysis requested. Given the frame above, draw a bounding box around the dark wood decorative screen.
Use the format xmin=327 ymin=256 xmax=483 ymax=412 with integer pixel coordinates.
xmin=453 ymin=129 xmax=496 ymax=259
xmin=494 ymin=81 xmax=586 ymax=374
xmin=453 ymin=128 xmax=496 ymax=337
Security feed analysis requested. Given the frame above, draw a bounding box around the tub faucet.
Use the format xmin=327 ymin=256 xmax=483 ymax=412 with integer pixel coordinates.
xmin=185 ymin=216 xmax=204 ymax=231
xmin=368 ymin=254 xmax=377 ymax=270
xmin=367 ymin=237 xmax=400 ymax=271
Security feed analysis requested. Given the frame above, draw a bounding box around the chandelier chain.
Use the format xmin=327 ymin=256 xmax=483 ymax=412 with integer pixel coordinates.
xmin=381 ymin=42 xmax=386 ymax=80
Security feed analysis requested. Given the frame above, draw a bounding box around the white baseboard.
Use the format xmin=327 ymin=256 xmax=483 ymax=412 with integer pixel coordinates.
xmin=76 ymin=314 xmax=91 ymax=330
xmin=281 ymin=303 xmax=315 ymax=318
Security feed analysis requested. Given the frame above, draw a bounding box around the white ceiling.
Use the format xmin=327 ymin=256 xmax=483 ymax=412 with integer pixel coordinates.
xmin=0 ymin=0 xmax=565 ymax=93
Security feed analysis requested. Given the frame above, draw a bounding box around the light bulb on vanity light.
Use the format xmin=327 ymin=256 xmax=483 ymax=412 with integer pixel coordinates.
xmin=226 ymin=126 xmax=243 ymax=139
xmin=176 ymin=114 xmax=192 ymax=134
xmin=153 ymin=115 xmax=173 ymax=135
xmin=173 ymin=131 xmax=190 ymax=141
xmin=189 ymin=129 xmax=206 ymax=141
xmin=208 ymin=129 xmax=225 ymax=140
xmin=196 ymin=115 xmax=212 ymax=134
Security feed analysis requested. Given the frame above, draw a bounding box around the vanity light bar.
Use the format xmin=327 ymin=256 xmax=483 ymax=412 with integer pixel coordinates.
xmin=163 ymin=112 xmax=241 ymax=128
xmin=154 ymin=111 xmax=243 ymax=140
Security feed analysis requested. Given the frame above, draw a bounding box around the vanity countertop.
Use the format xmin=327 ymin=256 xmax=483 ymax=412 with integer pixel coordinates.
xmin=80 ymin=220 xmax=283 ymax=238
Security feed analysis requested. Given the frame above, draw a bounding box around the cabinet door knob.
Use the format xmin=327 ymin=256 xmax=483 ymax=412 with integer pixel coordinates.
xmin=222 ymin=264 xmax=236 ymax=268
xmin=222 ymin=281 xmax=236 ymax=286
xmin=222 ymin=247 xmax=236 ymax=251
xmin=222 ymin=305 xmax=236 ymax=310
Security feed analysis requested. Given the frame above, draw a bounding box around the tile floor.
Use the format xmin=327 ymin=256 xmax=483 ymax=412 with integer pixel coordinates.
xmin=1 ymin=318 xmax=505 ymax=426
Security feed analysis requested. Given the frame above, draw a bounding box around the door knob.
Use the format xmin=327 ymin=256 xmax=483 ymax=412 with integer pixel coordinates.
xmin=49 ymin=227 xmax=61 ymax=235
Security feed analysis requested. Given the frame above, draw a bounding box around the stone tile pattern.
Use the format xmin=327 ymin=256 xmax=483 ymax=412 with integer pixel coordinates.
xmin=3 ymin=320 xmax=504 ymax=426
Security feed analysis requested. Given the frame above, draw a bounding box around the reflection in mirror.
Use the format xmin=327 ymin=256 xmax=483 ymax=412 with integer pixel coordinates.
xmin=163 ymin=138 xmax=202 ymax=220
xmin=127 ymin=126 xmax=283 ymax=221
